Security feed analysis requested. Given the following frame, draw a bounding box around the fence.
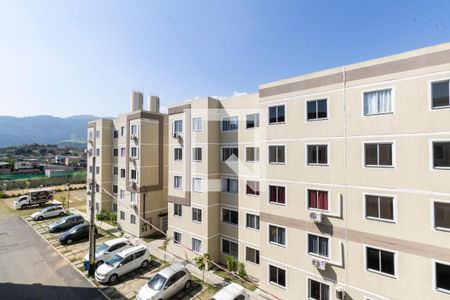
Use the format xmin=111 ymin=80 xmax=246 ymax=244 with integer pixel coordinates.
xmin=0 ymin=171 xmax=87 ymax=190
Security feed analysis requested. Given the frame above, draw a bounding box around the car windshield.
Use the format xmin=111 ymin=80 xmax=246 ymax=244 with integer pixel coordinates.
xmin=96 ymin=243 xmax=109 ymax=255
xmin=69 ymin=225 xmax=82 ymax=234
xmin=147 ymin=274 xmax=167 ymax=291
xmin=55 ymin=217 xmax=68 ymax=225
xmin=106 ymin=255 xmax=123 ymax=267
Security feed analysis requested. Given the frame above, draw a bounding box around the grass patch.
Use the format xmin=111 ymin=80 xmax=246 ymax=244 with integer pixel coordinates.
xmin=191 ymin=276 xmax=219 ymax=299
xmin=213 ymin=269 xmax=257 ymax=291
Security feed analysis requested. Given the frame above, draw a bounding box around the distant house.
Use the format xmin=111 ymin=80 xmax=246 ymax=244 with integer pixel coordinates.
xmin=0 ymin=162 xmax=11 ymax=174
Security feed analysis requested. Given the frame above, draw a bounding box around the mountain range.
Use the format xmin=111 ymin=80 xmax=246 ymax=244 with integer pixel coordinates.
xmin=0 ymin=115 xmax=100 ymax=147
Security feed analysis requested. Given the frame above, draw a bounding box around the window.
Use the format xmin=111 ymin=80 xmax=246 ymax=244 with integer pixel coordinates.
xmin=173 ymin=231 xmax=182 ymax=244
xmin=246 ymin=181 xmax=260 ymax=196
xmin=89 ymin=166 xmax=93 ymax=173
xmin=307 ymin=145 xmax=328 ymax=165
xmin=363 ymin=89 xmax=393 ymax=115
xmin=120 ymin=147 xmax=125 ymax=157
xmin=96 ymin=148 xmax=100 ymax=156
xmin=131 ymin=124 xmax=138 ymax=135
xmin=192 ymin=177 xmax=202 ymax=192
xmin=246 ymin=213 xmax=260 ymax=230
xmin=95 ymin=130 xmax=100 ymax=138
xmin=246 ymin=147 xmax=259 ymax=162
xmin=192 ymin=207 xmax=202 ymax=223
xmin=113 ymin=130 xmax=118 ymax=138
xmin=112 ymin=203 xmax=117 ymax=211
xmin=174 ymin=148 xmax=182 ymax=161
xmin=268 ymin=145 xmax=285 ymax=164
xmin=307 ymin=189 xmax=328 ymax=211
xmin=308 ymin=234 xmax=329 ymax=258
xmin=192 ymin=117 xmax=203 ymax=132
xmin=192 ymin=238 xmax=202 ymax=253
xmin=246 ymin=113 xmax=259 ymax=129
xmin=131 ymin=147 xmax=138 ymax=158
xmin=246 ymin=247 xmax=260 ymax=264
xmin=130 ymin=192 xmax=136 ymax=205
xmin=120 ymin=169 xmax=125 ymax=178
xmin=174 ymin=203 xmax=182 ymax=217
xmin=113 ymin=167 xmax=118 ymax=175
xmin=112 ymin=185 xmax=118 ymax=194
xmin=130 ymin=169 xmax=137 ymax=180
xmin=120 ymin=211 xmax=125 ymax=220
xmin=173 ymin=120 xmax=183 ymax=135
xmin=433 ymin=142 xmax=450 ymax=168
xmin=308 ymin=279 xmax=330 ymax=300
xmin=222 ymin=208 xmax=238 ymax=225
xmin=222 ymin=147 xmax=238 ymax=161
xmin=434 ymin=201 xmax=450 ymax=231
xmin=269 ymin=265 xmax=286 ymax=288
xmin=119 ymin=189 xmax=125 ymax=199
xmin=222 ymin=116 xmax=238 ymax=131
xmin=222 ymin=239 xmax=238 ymax=257
xmin=193 ymin=147 xmax=202 ymax=161
xmin=95 ymin=166 xmax=100 ymax=174
xmin=269 ymin=185 xmax=286 ymax=205
xmin=174 ymin=176 xmax=182 ymax=189
xmin=222 ymin=178 xmax=238 ymax=194
xmin=364 ymin=143 xmax=393 ymax=167
xmin=89 ymin=131 xmax=93 ymax=139
xmin=268 ymin=105 xmax=285 ymax=124
xmin=120 ymin=126 xmax=125 ymax=137
xmin=365 ymin=195 xmax=394 ymax=222
xmin=307 ymin=99 xmax=327 ymax=121
xmin=95 ymin=202 xmax=99 ymax=211
xmin=366 ymin=247 xmax=396 ymax=277
xmin=431 ymin=80 xmax=450 ymax=109
xmin=130 ymin=214 xmax=136 ymax=224
xmin=435 ymin=262 xmax=450 ymax=293
xmin=269 ymin=225 xmax=286 ymax=246
xmin=113 ymin=148 xmax=118 ymax=157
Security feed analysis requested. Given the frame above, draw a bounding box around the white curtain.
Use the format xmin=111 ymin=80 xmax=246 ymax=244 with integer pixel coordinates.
xmin=378 ymin=89 xmax=392 ymax=113
xmin=365 ymin=90 xmax=391 ymax=115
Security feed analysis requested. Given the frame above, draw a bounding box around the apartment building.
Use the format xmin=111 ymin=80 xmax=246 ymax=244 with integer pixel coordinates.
xmin=166 ymin=43 xmax=450 ymax=299
xmin=87 ymin=92 xmax=168 ymax=237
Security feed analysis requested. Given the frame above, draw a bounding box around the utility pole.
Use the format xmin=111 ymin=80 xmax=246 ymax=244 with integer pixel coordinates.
xmin=88 ymin=156 xmax=96 ymax=276
xmin=67 ymin=183 xmax=71 ymax=210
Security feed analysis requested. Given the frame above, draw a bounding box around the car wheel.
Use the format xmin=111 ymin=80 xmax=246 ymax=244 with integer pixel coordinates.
xmin=66 ymin=239 xmax=73 ymax=245
xmin=59 ymin=212 xmax=64 ymax=216
xmin=141 ymin=260 xmax=149 ymax=268
xmin=184 ymin=280 xmax=191 ymax=290
xmin=96 ymin=261 xmax=104 ymax=268
xmin=109 ymin=274 xmax=118 ymax=284
xmin=37 ymin=216 xmax=44 ymax=221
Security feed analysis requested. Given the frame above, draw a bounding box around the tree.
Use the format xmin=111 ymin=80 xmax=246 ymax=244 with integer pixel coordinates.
xmin=237 ymin=262 xmax=246 ymax=278
xmin=193 ymin=253 xmax=211 ymax=284
xmin=226 ymin=256 xmax=238 ymax=277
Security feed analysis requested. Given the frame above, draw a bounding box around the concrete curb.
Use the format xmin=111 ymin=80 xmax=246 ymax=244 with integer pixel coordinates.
xmin=21 ymin=216 xmax=112 ymax=300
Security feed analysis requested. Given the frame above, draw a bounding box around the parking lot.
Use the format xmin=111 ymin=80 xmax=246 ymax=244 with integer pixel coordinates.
xmin=2 ymin=196 xmax=219 ymax=300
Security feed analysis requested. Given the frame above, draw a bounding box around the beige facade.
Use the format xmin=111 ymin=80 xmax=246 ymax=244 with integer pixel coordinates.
xmin=166 ymin=43 xmax=450 ymax=299
xmin=87 ymin=92 xmax=168 ymax=238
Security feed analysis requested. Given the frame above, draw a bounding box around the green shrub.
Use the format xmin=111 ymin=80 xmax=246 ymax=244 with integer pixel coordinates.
xmin=0 ymin=191 xmax=7 ymax=198
xmin=237 ymin=262 xmax=246 ymax=277
xmin=226 ymin=256 xmax=238 ymax=274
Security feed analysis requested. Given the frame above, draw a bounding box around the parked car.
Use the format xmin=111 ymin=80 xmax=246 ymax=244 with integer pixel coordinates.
xmin=83 ymin=237 xmax=132 ymax=270
xmin=31 ymin=205 xmax=65 ymax=221
xmin=13 ymin=189 xmax=54 ymax=209
xmin=211 ymin=283 xmax=249 ymax=300
xmin=95 ymin=245 xmax=150 ymax=284
xmin=136 ymin=263 xmax=192 ymax=300
xmin=59 ymin=223 xmax=97 ymax=245
xmin=48 ymin=214 xmax=84 ymax=233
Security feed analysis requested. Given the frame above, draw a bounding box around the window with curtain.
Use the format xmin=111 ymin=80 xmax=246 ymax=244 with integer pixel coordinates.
xmin=308 ymin=279 xmax=330 ymax=300
xmin=246 ymin=181 xmax=260 ymax=196
xmin=269 ymin=185 xmax=286 ymax=205
xmin=222 ymin=178 xmax=238 ymax=194
xmin=246 ymin=113 xmax=260 ymax=129
xmin=308 ymin=234 xmax=329 ymax=258
xmin=269 ymin=224 xmax=286 ymax=246
xmin=222 ymin=116 xmax=238 ymax=131
xmin=246 ymin=213 xmax=260 ymax=230
xmin=174 ymin=175 xmax=182 ymax=189
xmin=192 ymin=207 xmax=202 ymax=222
xmin=173 ymin=204 xmax=182 ymax=217
xmin=193 ymin=147 xmax=202 ymax=161
xmin=363 ymin=89 xmax=392 ymax=115
xmin=246 ymin=147 xmax=260 ymax=162
xmin=308 ymin=189 xmax=329 ymax=211
xmin=192 ymin=177 xmax=202 ymax=192
xmin=173 ymin=120 xmax=183 ymax=134
xmin=192 ymin=117 xmax=203 ymax=132
xmin=222 ymin=239 xmax=238 ymax=257
xmin=192 ymin=238 xmax=202 ymax=253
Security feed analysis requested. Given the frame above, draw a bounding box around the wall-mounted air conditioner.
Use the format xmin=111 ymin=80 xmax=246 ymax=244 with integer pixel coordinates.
xmin=335 ymin=286 xmax=346 ymax=300
xmin=131 ymin=134 xmax=138 ymax=141
xmin=312 ymin=258 xmax=327 ymax=270
xmin=309 ymin=211 xmax=322 ymax=223
xmin=130 ymin=202 xmax=137 ymax=209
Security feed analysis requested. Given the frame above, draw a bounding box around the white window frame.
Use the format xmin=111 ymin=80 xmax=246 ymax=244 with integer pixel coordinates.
xmin=173 ymin=231 xmax=182 ymax=244
xmin=361 ymin=87 xmax=395 ymax=116
xmin=268 ymin=104 xmax=286 ymax=125
xmin=306 ymin=277 xmax=331 ymax=300
xmin=267 ymin=264 xmax=287 ymax=289
xmin=432 ymin=259 xmax=450 ymax=295
xmin=192 ymin=207 xmax=203 ymax=223
xmin=305 ymin=187 xmax=331 ymax=213
xmin=130 ymin=168 xmax=138 ymax=182
xmin=245 ymin=213 xmax=260 ymax=231
xmin=192 ymin=117 xmax=203 ymax=132
xmin=221 ymin=177 xmax=239 ymax=194
xmin=246 ymin=180 xmax=260 ymax=197
xmin=362 ymin=141 xmax=396 ymax=168
xmin=306 ymin=232 xmax=331 ymax=260
xmin=221 ymin=116 xmax=239 ymax=132
xmin=119 ymin=189 xmax=125 ymax=199
xmin=221 ymin=237 xmax=238 ymax=258
xmin=245 ymin=146 xmax=260 ymax=162
xmin=268 ymin=223 xmax=287 ymax=248
xmin=363 ymin=193 xmax=397 ymax=224
xmin=305 ymin=143 xmax=330 ymax=166
xmin=429 ymin=77 xmax=450 ymax=111
xmin=172 ymin=119 xmax=183 ymax=135
xmin=267 ymin=184 xmax=287 ymax=206
xmin=192 ymin=177 xmax=202 ymax=193
xmin=173 ymin=175 xmax=183 ymax=190
xmin=130 ymin=123 xmax=139 ymax=136
xmin=130 ymin=146 xmax=139 ymax=158
xmin=120 ymin=126 xmax=125 ymax=137
xmin=192 ymin=147 xmax=203 ymax=162
xmin=221 ymin=207 xmax=239 ymax=226
xmin=173 ymin=203 xmax=182 ymax=218
xmin=245 ymin=112 xmax=260 ymax=129
xmin=245 ymin=246 xmax=260 ymax=265
xmin=268 ymin=144 xmax=287 ymax=165
xmin=363 ymin=245 xmax=398 ymax=279
xmin=192 ymin=238 xmax=202 ymax=254
xmin=305 ymin=98 xmax=329 ymax=122
xmin=221 ymin=146 xmax=238 ymax=162
xmin=431 ymin=199 xmax=450 ymax=232
xmin=174 ymin=147 xmax=183 ymax=161
xmin=429 ymin=139 xmax=450 ymax=171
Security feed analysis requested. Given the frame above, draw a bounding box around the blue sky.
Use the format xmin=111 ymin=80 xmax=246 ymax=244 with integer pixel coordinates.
xmin=0 ymin=0 xmax=449 ymax=117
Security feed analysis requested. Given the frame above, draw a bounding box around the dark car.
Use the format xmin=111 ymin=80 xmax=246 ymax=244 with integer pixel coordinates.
xmin=48 ymin=214 xmax=84 ymax=233
xmin=59 ymin=223 xmax=97 ymax=245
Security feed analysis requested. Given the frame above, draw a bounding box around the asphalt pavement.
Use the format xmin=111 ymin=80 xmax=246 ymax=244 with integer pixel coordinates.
xmin=0 ymin=199 xmax=105 ymax=300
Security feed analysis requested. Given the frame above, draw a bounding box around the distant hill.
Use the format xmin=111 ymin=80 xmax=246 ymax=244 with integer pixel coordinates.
xmin=0 ymin=115 xmax=100 ymax=147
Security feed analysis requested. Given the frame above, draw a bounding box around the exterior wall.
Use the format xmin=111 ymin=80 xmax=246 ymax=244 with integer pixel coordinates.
xmin=167 ymin=43 xmax=450 ymax=300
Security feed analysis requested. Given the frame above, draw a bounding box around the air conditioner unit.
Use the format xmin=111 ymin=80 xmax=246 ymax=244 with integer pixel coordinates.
xmin=335 ymin=286 xmax=346 ymax=300
xmin=131 ymin=134 xmax=137 ymax=140
xmin=309 ymin=211 xmax=322 ymax=223
xmin=130 ymin=202 xmax=137 ymax=209
xmin=312 ymin=258 xmax=327 ymax=270
xmin=88 ymin=139 xmax=94 ymax=145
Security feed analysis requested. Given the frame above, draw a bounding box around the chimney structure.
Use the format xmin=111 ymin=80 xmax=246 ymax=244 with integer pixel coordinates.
xmin=130 ymin=91 xmax=144 ymax=112
xmin=148 ymin=95 xmax=160 ymax=113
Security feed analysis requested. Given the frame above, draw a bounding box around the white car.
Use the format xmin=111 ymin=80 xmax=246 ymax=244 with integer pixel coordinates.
xmin=83 ymin=237 xmax=132 ymax=269
xmin=136 ymin=263 xmax=192 ymax=300
xmin=31 ymin=205 xmax=65 ymax=221
xmin=211 ymin=283 xmax=250 ymax=300
xmin=95 ymin=245 xmax=150 ymax=284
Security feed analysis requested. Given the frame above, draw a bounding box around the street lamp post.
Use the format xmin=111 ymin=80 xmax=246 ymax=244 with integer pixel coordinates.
xmin=66 ymin=183 xmax=71 ymax=210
